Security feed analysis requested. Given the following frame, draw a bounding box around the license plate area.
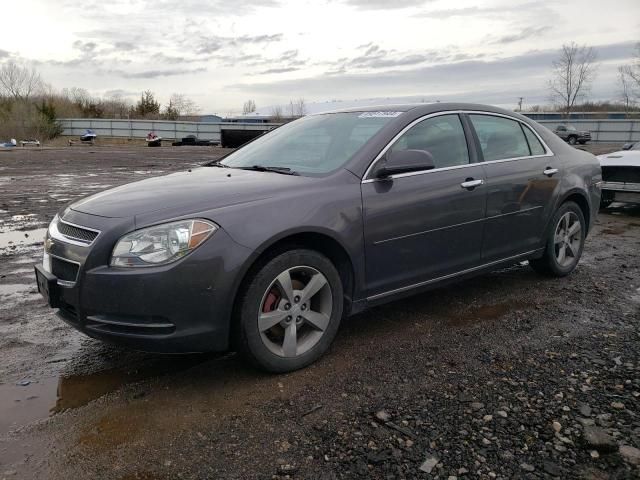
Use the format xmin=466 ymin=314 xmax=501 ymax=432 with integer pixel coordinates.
xmin=34 ymin=264 xmax=61 ymax=308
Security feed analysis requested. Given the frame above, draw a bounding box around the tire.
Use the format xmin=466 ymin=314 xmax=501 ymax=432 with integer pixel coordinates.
xmin=235 ymin=249 xmax=343 ymax=373
xmin=568 ymin=136 xmax=577 ymax=145
xmin=578 ymin=140 xmax=586 ymax=145
xmin=530 ymin=201 xmax=586 ymax=277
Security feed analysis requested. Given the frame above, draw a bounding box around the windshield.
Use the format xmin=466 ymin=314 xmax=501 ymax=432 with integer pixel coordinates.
xmin=566 ymin=125 xmax=577 ymax=131
xmin=220 ymin=112 xmax=398 ymax=175
xmin=632 ymin=143 xmax=640 ymax=151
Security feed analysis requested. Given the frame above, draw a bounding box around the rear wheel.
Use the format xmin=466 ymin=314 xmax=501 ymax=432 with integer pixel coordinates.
xmin=236 ymin=249 xmax=343 ymax=372
xmin=530 ymin=201 xmax=585 ymax=277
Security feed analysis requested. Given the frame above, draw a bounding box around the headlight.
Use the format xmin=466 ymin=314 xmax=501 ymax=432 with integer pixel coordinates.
xmin=110 ymin=219 xmax=217 ymax=267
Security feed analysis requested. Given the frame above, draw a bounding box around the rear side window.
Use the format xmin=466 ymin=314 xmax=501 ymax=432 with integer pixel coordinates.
xmin=469 ymin=114 xmax=530 ymax=161
xmin=522 ymin=125 xmax=546 ymax=155
xmin=389 ymin=114 xmax=469 ymax=169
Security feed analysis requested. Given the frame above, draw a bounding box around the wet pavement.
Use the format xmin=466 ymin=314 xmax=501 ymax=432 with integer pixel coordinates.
xmin=0 ymin=145 xmax=639 ymax=479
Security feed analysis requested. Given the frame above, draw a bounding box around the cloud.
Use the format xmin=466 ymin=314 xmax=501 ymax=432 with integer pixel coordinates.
xmin=196 ymin=40 xmax=223 ymax=55
xmin=324 ymin=43 xmax=473 ymax=72
xmin=260 ymin=66 xmax=300 ymax=74
xmin=415 ymin=2 xmax=548 ymax=19
xmin=113 ymin=41 xmax=137 ymax=52
xmin=491 ymin=26 xmax=552 ymax=44
xmin=416 ymin=6 xmax=499 ymax=18
xmin=344 ymin=0 xmax=433 ymax=9
xmin=72 ymin=40 xmax=98 ymax=53
xmin=0 ymin=49 xmax=10 ymax=59
xmin=194 ymin=33 xmax=283 ymax=55
xmin=236 ymin=33 xmax=283 ymax=44
xmin=103 ymin=88 xmax=139 ymax=98
xmin=152 ymin=0 xmax=281 ymax=15
xmin=110 ymin=67 xmax=207 ymax=79
xmin=230 ymin=41 xmax=636 ymax=103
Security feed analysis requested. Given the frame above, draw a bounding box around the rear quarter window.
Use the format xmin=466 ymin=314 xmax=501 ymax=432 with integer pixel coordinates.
xmin=522 ymin=125 xmax=546 ymax=156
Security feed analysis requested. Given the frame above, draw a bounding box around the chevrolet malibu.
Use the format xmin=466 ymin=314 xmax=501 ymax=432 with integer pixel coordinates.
xmin=35 ymin=104 xmax=602 ymax=372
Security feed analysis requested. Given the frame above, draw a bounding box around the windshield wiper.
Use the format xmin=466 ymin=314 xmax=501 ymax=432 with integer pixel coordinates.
xmin=238 ymin=165 xmax=299 ymax=176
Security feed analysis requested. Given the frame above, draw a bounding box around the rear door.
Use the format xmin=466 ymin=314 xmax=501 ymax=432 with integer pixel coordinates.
xmin=361 ymin=113 xmax=487 ymax=299
xmin=467 ymin=113 xmax=561 ymax=262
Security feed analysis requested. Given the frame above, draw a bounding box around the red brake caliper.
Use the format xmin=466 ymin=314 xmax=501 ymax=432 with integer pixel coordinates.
xmin=262 ymin=288 xmax=281 ymax=313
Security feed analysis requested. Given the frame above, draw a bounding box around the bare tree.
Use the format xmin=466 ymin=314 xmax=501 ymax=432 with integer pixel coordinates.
xmin=618 ymin=43 xmax=640 ymax=104
xmin=164 ymin=93 xmax=200 ymax=120
xmin=0 ymin=61 xmax=43 ymax=100
xmin=618 ymin=66 xmax=636 ymax=114
xmin=549 ymin=42 xmax=598 ymax=117
xmin=269 ymin=105 xmax=284 ymax=122
xmin=288 ymin=98 xmax=307 ymax=117
xmin=103 ymin=92 xmax=133 ymax=119
xmin=242 ymin=99 xmax=256 ymax=115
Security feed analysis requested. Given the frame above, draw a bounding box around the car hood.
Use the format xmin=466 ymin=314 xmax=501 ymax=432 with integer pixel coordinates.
xmin=70 ymin=167 xmax=309 ymax=218
xmin=597 ymin=150 xmax=640 ymax=167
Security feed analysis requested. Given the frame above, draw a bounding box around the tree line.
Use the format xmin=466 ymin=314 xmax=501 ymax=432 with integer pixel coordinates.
xmin=1 ymin=42 xmax=639 ymax=141
xmin=0 ymin=61 xmax=200 ymax=141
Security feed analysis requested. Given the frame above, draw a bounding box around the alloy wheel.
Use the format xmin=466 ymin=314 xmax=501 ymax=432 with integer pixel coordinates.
xmin=554 ymin=211 xmax=582 ymax=268
xmin=258 ymin=266 xmax=333 ymax=358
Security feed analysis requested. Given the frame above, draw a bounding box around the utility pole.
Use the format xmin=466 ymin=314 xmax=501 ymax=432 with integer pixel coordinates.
xmin=517 ymin=97 xmax=523 ymax=112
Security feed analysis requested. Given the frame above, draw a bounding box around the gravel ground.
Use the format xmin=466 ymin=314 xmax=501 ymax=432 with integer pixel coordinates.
xmin=0 ymin=143 xmax=639 ymax=480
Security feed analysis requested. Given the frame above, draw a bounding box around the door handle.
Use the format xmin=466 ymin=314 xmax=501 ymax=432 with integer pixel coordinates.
xmin=460 ymin=179 xmax=484 ymax=190
xmin=543 ymin=167 xmax=559 ymax=177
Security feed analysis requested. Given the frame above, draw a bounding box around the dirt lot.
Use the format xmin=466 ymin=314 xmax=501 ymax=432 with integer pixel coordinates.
xmin=0 ymin=144 xmax=639 ymax=480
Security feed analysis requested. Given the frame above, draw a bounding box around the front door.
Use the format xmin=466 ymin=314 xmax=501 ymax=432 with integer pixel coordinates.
xmin=362 ymin=114 xmax=487 ymax=299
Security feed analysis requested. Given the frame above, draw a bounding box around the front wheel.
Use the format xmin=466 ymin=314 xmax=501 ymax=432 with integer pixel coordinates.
xmin=530 ymin=202 xmax=586 ymax=277
xmin=236 ymin=249 xmax=343 ymax=373
xmin=568 ymin=136 xmax=577 ymax=145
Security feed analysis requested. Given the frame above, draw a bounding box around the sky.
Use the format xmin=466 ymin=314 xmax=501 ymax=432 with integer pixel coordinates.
xmin=0 ymin=0 xmax=638 ymax=114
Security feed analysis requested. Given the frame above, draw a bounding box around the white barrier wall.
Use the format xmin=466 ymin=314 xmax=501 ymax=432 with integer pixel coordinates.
xmin=536 ymin=119 xmax=640 ymax=143
xmin=58 ymin=119 xmax=277 ymax=142
xmin=58 ymin=118 xmax=640 ymax=143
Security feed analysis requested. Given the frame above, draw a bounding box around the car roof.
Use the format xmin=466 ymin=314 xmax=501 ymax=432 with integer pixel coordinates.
xmin=315 ymin=102 xmax=520 ymax=117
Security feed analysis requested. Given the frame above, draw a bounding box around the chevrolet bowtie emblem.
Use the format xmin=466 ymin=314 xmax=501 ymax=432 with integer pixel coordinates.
xmin=45 ymin=238 xmax=54 ymax=252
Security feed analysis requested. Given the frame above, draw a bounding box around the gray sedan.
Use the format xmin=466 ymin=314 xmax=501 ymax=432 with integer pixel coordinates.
xmin=35 ymin=103 xmax=602 ymax=372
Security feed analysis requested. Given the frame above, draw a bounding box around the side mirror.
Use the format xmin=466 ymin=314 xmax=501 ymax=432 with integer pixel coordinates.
xmin=622 ymin=143 xmax=634 ymax=151
xmin=376 ymin=149 xmax=435 ymax=178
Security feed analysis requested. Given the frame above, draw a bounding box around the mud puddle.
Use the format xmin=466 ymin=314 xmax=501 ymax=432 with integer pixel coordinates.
xmin=0 ymin=284 xmax=33 ymax=296
xmin=601 ymin=225 xmax=628 ymax=235
xmin=0 ymin=355 xmax=211 ymax=438
xmin=443 ymin=299 xmax=531 ymax=326
xmin=0 ymin=227 xmax=46 ymax=250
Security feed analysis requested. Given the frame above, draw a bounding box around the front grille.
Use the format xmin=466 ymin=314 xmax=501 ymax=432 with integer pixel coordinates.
xmin=58 ymin=221 xmax=99 ymax=244
xmin=52 ymin=257 xmax=79 ymax=283
xmin=602 ymin=166 xmax=640 ymax=184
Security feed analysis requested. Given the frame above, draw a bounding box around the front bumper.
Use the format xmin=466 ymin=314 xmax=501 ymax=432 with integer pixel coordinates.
xmin=601 ymin=182 xmax=640 ymax=203
xmin=37 ymin=209 xmax=252 ymax=353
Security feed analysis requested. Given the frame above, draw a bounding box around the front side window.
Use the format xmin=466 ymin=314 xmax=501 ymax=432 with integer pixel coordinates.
xmin=389 ymin=114 xmax=469 ymax=169
xmin=469 ymin=114 xmax=530 ymax=161
xmin=221 ymin=112 xmax=396 ymax=175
